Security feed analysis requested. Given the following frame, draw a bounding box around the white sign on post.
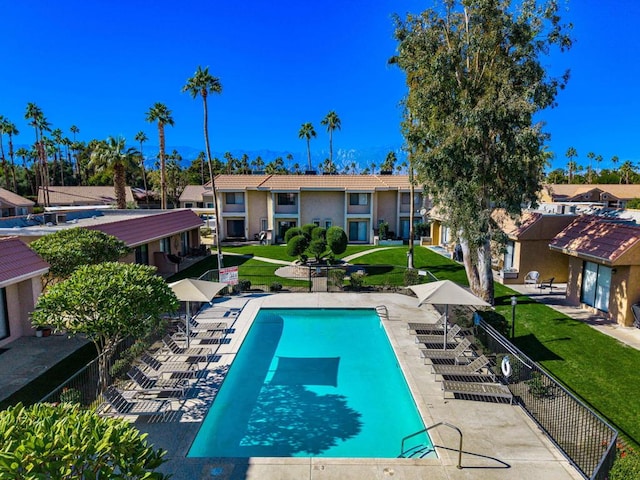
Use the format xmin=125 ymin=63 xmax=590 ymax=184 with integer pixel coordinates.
xmin=219 ymin=266 xmax=239 ymax=285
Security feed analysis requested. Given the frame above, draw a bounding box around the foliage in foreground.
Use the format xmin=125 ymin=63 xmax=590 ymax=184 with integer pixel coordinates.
xmin=610 ymin=443 xmax=640 ymax=480
xmin=0 ymin=402 xmax=168 ymax=479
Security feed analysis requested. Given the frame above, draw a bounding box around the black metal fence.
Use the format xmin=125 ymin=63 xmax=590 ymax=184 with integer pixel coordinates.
xmin=475 ymin=318 xmax=618 ymax=480
xmin=198 ymin=264 xmax=418 ymax=293
xmin=40 ymin=337 xmax=135 ymax=409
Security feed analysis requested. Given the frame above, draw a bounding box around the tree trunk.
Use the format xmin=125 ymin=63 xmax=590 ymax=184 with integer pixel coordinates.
xmin=114 ymin=163 xmax=126 ymax=209
xmin=202 ymin=93 xmax=224 ymax=269
xmin=461 ymin=237 xmax=494 ymax=305
xmin=159 ymin=125 xmax=167 ymax=209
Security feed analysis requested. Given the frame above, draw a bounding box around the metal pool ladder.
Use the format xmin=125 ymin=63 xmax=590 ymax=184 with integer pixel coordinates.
xmin=375 ymin=305 xmax=389 ymax=320
xmin=399 ymin=422 xmax=464 ymax=469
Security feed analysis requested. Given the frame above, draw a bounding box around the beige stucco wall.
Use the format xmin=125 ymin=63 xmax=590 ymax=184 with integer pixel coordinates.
xmin=0 ymin=276 xmax=43 ymax=347
xmin=246 ymin=191 xmax=268 ymax=239
xmin=515 ymin=240 xmax=569 ymax=283
xmin=375 ymin=191 xmax=397 ymax=232
xmin=300 ymin=191 xmax=344 ymax=228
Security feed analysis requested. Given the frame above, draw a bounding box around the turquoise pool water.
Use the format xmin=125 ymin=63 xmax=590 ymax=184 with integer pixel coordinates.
xmin=188 ymin=308 xmax=432 ymax=458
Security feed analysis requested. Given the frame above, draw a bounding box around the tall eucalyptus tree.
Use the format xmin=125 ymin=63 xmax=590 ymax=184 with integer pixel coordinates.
xmin=392 ymin=0 xmax=572 ymax=302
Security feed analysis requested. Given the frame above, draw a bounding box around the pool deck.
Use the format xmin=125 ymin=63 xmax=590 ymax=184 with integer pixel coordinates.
xmin=137 ymin=293 xmax=583 ymax=480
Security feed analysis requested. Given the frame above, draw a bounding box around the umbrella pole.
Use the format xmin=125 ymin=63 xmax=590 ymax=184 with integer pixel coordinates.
xmin=443 ymin=304 xmax=449 ymax=350
xmin=186 ymin=301 xmax=190 ymax=348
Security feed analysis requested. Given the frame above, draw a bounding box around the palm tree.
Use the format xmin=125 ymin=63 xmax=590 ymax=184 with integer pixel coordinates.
xmin=145 ymin=103 xmax=174 ymax=209
xmin=565 ymin=147 xmax=577 ymax=183
xmin=51 ymin=128 xmax=64 ymax=185
xmin=4 ymin=120 xmax=19 ymax=192
xmin=0 ymin=116 xmax=9 ymax=190
xmin=619 ymin=161 xmax=636 ymax=185
xmin=298 ymin=122 xmax=316 ymax=172
xmin=321 ymin=111 xmax=341 ymax=171
xmin=182 ymin=65 xmax=224 ymax=267
xmin=90 ymin=137 xmax=140 ymax=209
xmin=586 ymin=152 xmax=596 ymax=183
xmin=70 ymin=125 xmax=80 ymax=177
xmin=25 ymin=103 xmax=51 ymax=206
xmin=134 ymin=131 xmax=150 ymax=205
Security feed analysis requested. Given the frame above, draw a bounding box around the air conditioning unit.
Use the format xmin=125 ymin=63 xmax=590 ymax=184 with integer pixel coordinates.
xmin=56 ymin=213 xmax=67 ymax=224
xmin=43 ymin=213 xmax=56 ymax=224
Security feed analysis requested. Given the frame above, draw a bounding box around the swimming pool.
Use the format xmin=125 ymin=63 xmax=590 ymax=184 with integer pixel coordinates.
xmin=188 ymin=308 xmax=433 ymax=458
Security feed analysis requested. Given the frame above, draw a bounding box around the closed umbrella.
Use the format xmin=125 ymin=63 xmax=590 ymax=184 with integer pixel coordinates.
xmin=168 ymin=279 xmax=228 ymax=347
xmin=408 ymin=280 xmax=491 ymax=349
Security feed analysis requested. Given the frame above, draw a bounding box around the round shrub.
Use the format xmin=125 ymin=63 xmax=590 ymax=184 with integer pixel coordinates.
xmin=286 ymin=234 xmax=309 ymax=259
xmin=284 ymin=227 xmax=303 ymax=243
xmin=311 ymin=226 xmax=326 ymax=240
xmin=326 ymin=226 xmax=348 ymax=255
xmin=270 ymin=282 xmax=283 ymax=292
xmin=301 ymin=223 xmax=317 ymax=238
xmin=404 ymin=268 xmax=420 ymax=286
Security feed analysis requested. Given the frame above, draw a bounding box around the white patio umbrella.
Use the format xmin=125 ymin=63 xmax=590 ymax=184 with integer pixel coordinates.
xmin=408 ymin=280 xmax=491 ymax=349
xmin=168 ymin=279 xmax=228 ymax=347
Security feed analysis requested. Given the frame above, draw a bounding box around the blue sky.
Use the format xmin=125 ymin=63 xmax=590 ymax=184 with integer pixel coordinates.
xmin=1 ymin=0 xmax=638 ymax=171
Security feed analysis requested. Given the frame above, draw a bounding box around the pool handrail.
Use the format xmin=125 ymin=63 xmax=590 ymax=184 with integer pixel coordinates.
xmin=400 ymin=421 xmax=463 ymax=469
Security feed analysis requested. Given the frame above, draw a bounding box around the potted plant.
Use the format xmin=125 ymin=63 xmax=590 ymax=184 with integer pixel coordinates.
xmin=35 ymin=326 xmax=52 ymax=337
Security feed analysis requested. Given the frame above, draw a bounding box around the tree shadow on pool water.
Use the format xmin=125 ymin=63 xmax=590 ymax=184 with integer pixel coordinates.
xmin=238 ymin=383 xmax=363 ymax=456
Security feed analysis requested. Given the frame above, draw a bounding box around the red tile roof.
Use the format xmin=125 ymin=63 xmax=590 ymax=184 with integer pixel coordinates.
xmin=549 ymin=215 xmax=640 ymax=265
xmin=86 ymin=210 xmax=203 ymax=247
xmin=0 ymin=237 xmax=49 ymax=287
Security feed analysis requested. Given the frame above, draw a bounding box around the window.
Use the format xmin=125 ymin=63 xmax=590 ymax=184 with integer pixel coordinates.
xmin=349 ymin=193 xmax=368 ymax=206
xmin=135 ymin=244 xmax=149 ymax=265
xmin=277 ymin=193 xmax=296 ymax=206
xmin=181 ymin=231 xmax=190 ymax=255
xmin=226 ymin=219 xmax=245 ymax=237
xmin=313 ymin=218 xmax=320 ymax=226
xmin=225 ymin=192 xmax=244 ymax=205
xmin=205 ymin=202 xmax=214 ymax=209
xmin=324 ymin=219 xmax=332 ymax=229
xmin=0 ymin=288 xmax=9 ymax=341
xmin=581 ymin=262 xmax=611 ymax=312
xmin=401 ymin=192 xmax=411 ymax=205
xmin=159 ymin=238 xmax=170 ymax=253
xmin=184 ymin=202 xmax=193 ymax=208
xmin=260 ymin=218 xmax=268 ymax=232
xmin=503 ymin=241 xmax=515 ymax=270
xmin=348 ymin=221 xmax=368 ymax=241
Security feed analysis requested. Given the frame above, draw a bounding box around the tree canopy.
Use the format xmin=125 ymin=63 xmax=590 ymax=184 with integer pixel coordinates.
xmin=32 ymin=262 xmax=179 ymax=390
xmin=0 ymin=402 xmax=168 ymax=479
xmin=30 ymin=228 xmax=130 ymax=289
xmin=392 ymin=0 xmax=571 ymax=302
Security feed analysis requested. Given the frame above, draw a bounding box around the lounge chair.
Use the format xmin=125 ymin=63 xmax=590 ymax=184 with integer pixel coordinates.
xmin=441 ymin=380 xmax=513 ymax=404
xmin=420 ymin=338 xmax=472 ymax=363
xmin=161 ymin=335 xmax=214 ymax=359
xmin=127 ymin=366 xmax=190 ymax=397
xmin=407 ymin=315 xmax=448 ymax=334
xmin=524 ymin=271 xmax=540 ymax=288
xmin=415 ymin=324 xmax=462 ymax=345
xmin=102 ymin=385 xmax=171 ymax=417
xmin=172 ymin=329 xmax=222 ymax=340
xmin=431 ymin=355 xmax=492 ymax=379
xmin=139 ymin=353 xmax=200 ymax=378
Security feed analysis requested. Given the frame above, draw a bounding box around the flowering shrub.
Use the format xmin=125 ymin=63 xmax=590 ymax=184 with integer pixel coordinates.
xmin=609 ymin=441 xmax=640 ymax=480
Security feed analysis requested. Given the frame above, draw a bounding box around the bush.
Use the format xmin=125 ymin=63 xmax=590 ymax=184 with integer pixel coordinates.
xmin=610 ymin=444 xmax=640 ymax=480
xmin=414 ymin=222 xmax=430 ymax=238
xmin=59 ymin=387 xmax=82 ymax=404
xmin=350 ymin=272 xmax=366 ymax=291
xmin=200 ymin=226 xmax=212 ymax=237
xmin=286 ymin=234 xmax=309 ymax=259
xmin=311 ymin=226 xmax=326 ymax=240
xmin=404 ymin=268 xmax=420 ymax=286
xmin=284 ymin=227 xmax=303 ymax=243
xmin=0 ymin=403 xmax=168 ymax=479
xmin=238 ymin=279 xmax=252 ymax=292
xmin=307 ymin=238 xmax=327 ymax=262
xmin=326 ymin=226 xmax=348 ymax=255
xmin=270 ymin=282 xmax=283 ymax=292
xmin=301 ymin=223 xmax=317 ymax=238
xmin=328 ymin=268 xmax=346 ymax=289
xmin=378 ymin=221 xmax=390 ymax=240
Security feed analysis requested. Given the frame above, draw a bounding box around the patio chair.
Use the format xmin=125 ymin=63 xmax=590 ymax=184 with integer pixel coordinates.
xmin=441 ymin=379 xmax=513 ymax=404
xmin=127 ymin=366 xmax=190 ymax=397
xmin=431 ymin=355 xmax=492 ymax=379
xmin=539 ymin=277 xmax=555 ymax=291
xmin=162 ymin=335 xmax=215 ymax=358
xmin=102 ymin=385 xmax=171 ymax=417
xmin=524 ymin=271 xmax=540 ymax=288
xmin=407 ymin=314 xmax=448 ymax=334
xmin=420 ymin=338 xmax=473 ymax=364
xmin=415 ymin=324 xmax=462 ymax=345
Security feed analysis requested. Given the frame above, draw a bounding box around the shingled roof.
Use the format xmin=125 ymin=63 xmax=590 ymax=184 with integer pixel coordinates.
xmin=0 ymin=237 xmax=49 ymax=288
xmin=549 ymin=215 xmax=640 ymax=265
xmin=38 ymin=186 xmax=135 ymax=206
xmin=85 ymin=209 xmax=203 ymax=247
xmin=0 ymin=187 xmax=34 ymax=207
